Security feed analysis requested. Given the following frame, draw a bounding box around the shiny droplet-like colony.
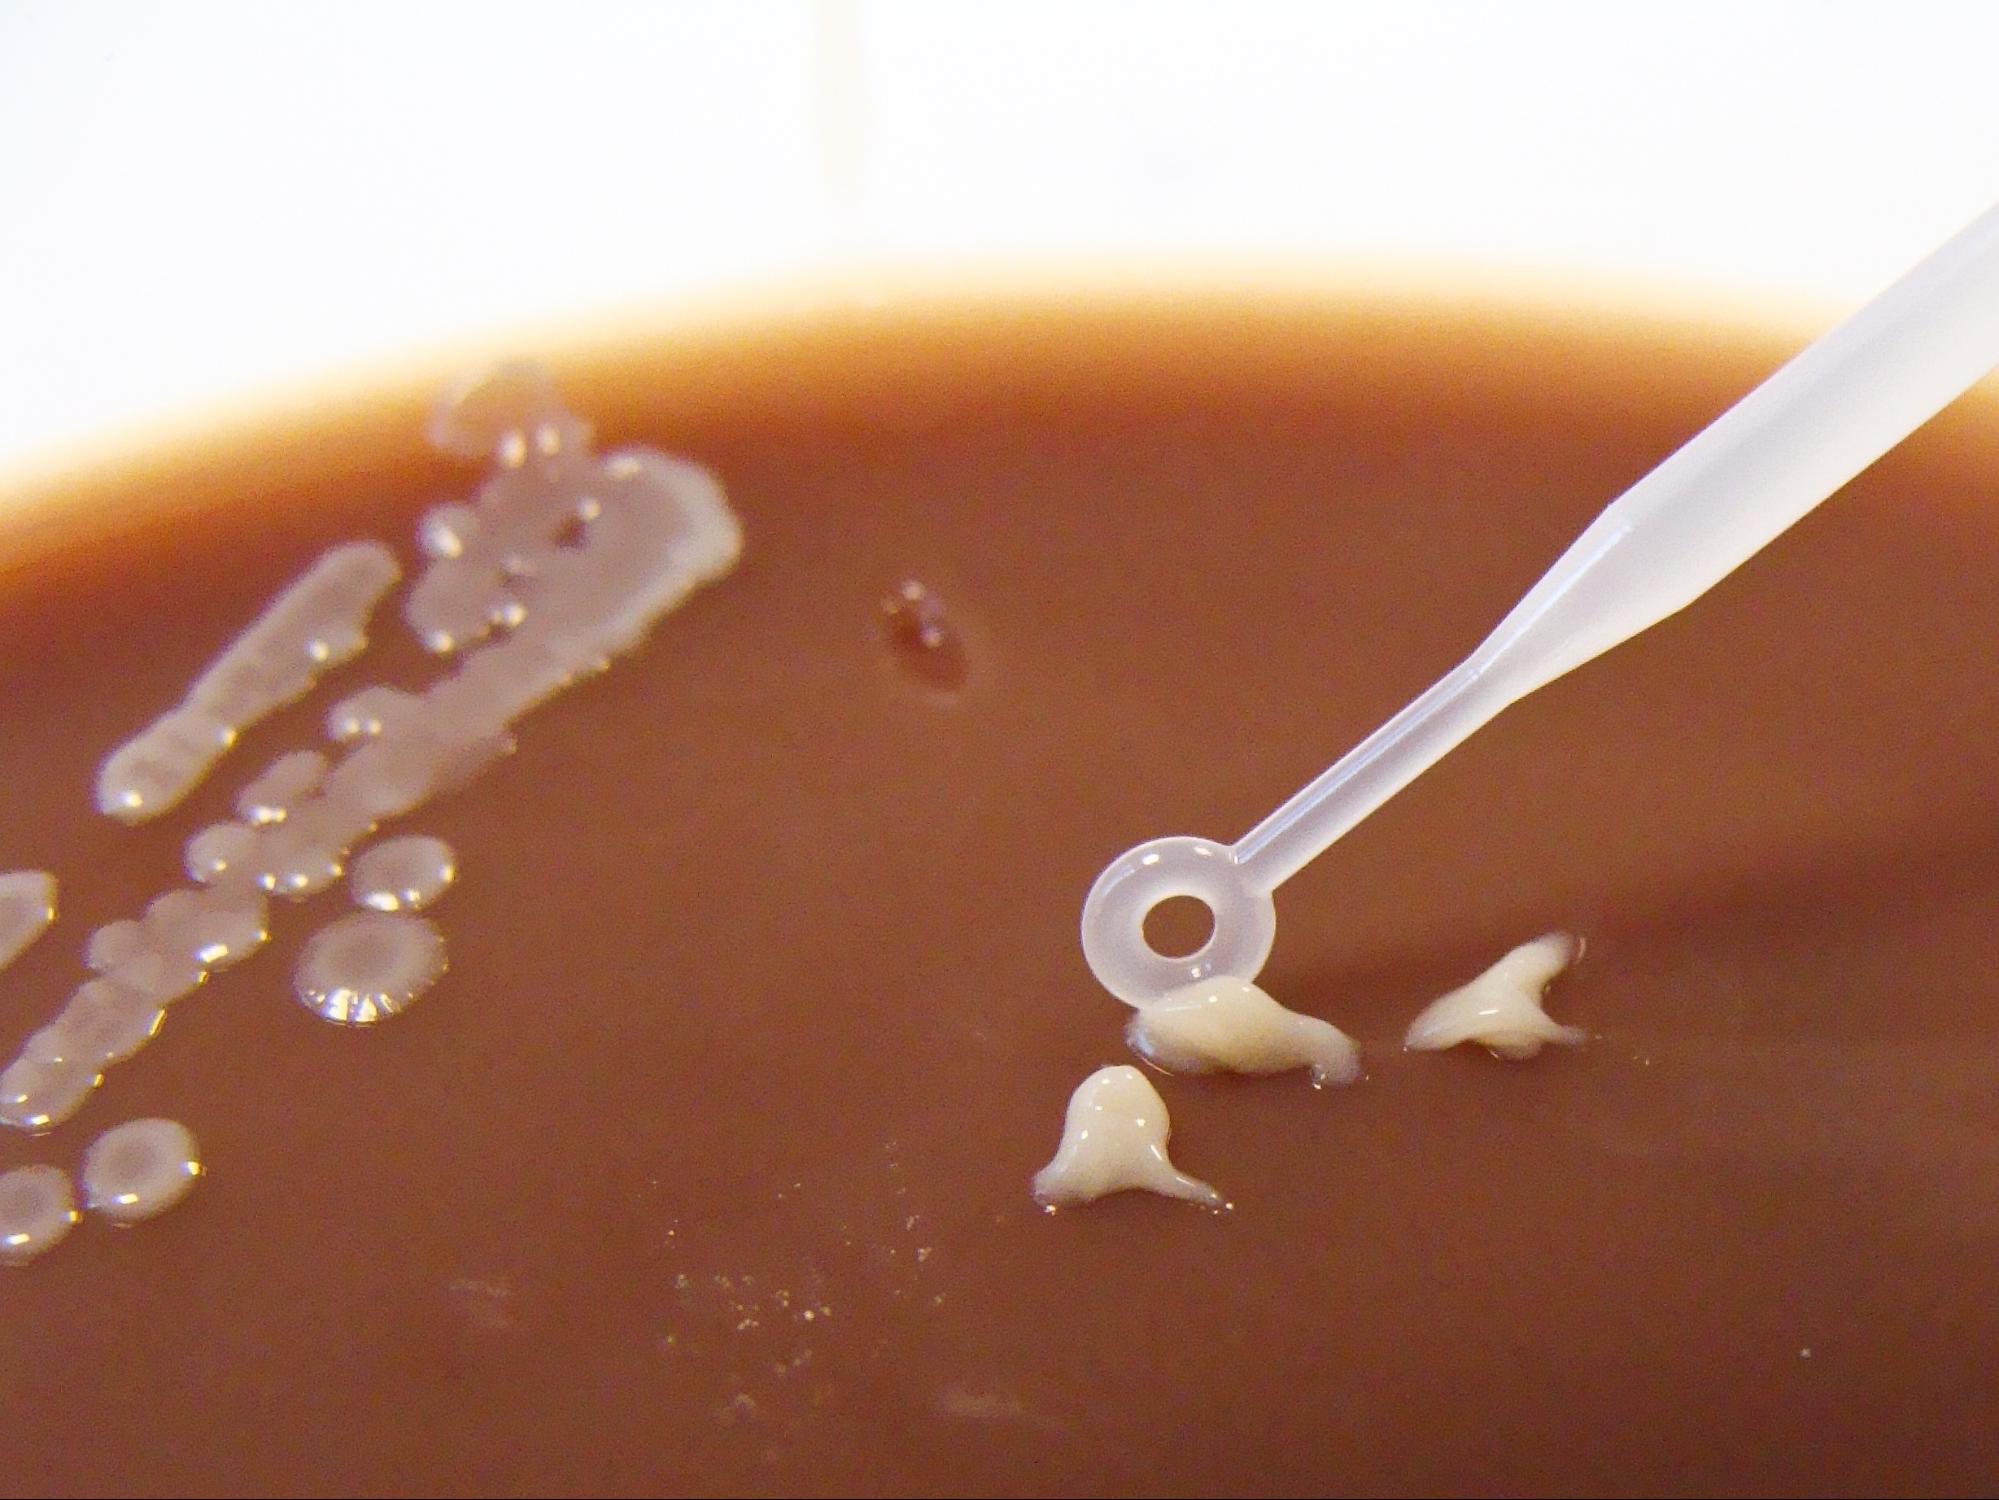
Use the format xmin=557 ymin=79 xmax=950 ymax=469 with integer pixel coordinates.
xmin=349 ymin=835 xmax=456 ymax=912
xmin=234 ymin=749 xmax=328 ymax=826
xmin=2 ymin=361 xmax=743 ymax=1158
xmin=80 ymin=1118 xmax=203 ymax=1225
xmin=1 ymin=1117 xmax=202 ymax=1265
xmin=0 ymin=1164 xmax=77 ymax=1265
xmin=294 ymin=912 xmax=447 ymax=1026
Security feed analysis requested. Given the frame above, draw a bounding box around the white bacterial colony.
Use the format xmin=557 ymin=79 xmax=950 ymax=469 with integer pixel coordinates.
xmin=1 ymin=1122 xmax=200 ymax=1260
xmin=1126 ymin=976 xmax=1360 ymax=1086
xmin=49 ymin=980 xmax=167 ymax=1067
xmin=234 ymin=750 xmax=328 ymax=825
xmin=0 ymin=362 xmax=742 ymax=1264
xmin=294 ymin=912 xmax=447 ymax=1025
xmin=3 ymin=981 xmax=165 ymax=1134
xmin=80 ymin=1118 xmax=201 ymax=1224
xmin=1047 ymin=935 xmax=1591 ymax=1210
xmin=1403 ymin=933 xmax=1584 ymax=1060
xmin=325 ymin=686 xmax=422 ymax=745
xmin=95 ymin=542 xmax=401 ymax=822
xmin=1032 ymin=1064 xmax=1223 ymax=1210
xmin=2 ymin=1049 xmax=101 ymax=1134
xmin=349 ymin=835 xmax=456 ymax=912
xmin=0 ymin=870 xmax=56 ymax=973
xmin=0 ymin=1164 xmax=78 ymax=1265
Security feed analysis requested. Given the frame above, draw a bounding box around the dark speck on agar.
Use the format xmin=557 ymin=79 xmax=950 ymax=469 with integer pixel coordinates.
xmin=878 ymin=580 xmax=969 ymax=694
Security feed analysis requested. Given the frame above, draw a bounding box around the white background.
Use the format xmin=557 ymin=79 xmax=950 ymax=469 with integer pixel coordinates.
xmin=4 ymin=0 xmax=1999 ymax=477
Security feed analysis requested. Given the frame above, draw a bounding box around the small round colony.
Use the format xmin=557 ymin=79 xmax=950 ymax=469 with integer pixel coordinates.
xmin=0 ymin=1164 xmax=78 ymax=1265
xmin=294 ymin=912 xmax=447 ymax=1025
xmin=349 ymin=836 xmax=457 ymax=913
xmin=80 ymin=1119 xmax=202 ymax=1225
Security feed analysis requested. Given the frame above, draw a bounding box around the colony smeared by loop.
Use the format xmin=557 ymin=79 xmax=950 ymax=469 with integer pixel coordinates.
xmin=1031 ymin=1065 xmax=1224 ymax=1210
xmin=1404 ymin=933 xmax=1584 ymax=1060
xmin=1126 ymin=976 xmax=1361 ymax=1086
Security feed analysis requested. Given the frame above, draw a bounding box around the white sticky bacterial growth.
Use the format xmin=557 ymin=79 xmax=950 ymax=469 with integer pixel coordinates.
xmin=95 ymin=542 xmax=401 ymax=822
xmin=1403 ymin=933 xmax=1585 ymax=1060
xmin=1126 ymin=976 xmax=1361 ymax=1085
xmin=0 ymin=1164 xmax=78 ymax=1265
xmin=294 ymin=912 xmax=447 ymax=1025
xmin=349 ymin=835 xmax=456 ymax=912
xmin=1032 ymin=1065 xmax=1224 ymax=1210
xmin=81 ymin=1118 xmax=202 ymax=1224
xmin=0 ymin=870 xmax=56 ymax=973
